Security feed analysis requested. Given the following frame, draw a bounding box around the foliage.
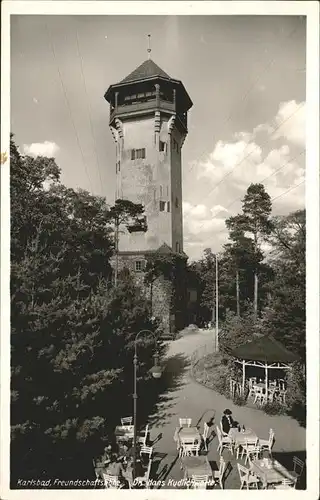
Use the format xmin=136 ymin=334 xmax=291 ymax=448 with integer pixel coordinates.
xmin=260 ymin=401 xmax=286 ymax=416
xmin=225 ymin=184 xmax=273 ymax=315
xmin=10 ymin=136 xmax=161 ymax=484
xmin=284 ymin=362 xmax=306 ymax=427
xmin=108 ymin=198 xmax=145 ymax=226
xmin=232 ymin=394 xmax=247 ymax=407
xmin=260 ymin=209 xmax=306 ymax=360
xmin=193 ymin=352 xmax=230 ymax=395
xmin=219 ymin=306 xmax=258 ymax=354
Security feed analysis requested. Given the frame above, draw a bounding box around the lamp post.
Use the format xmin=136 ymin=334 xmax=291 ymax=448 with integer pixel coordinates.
xmin=132 ymin=330 xmax=162 ymax=480
xmin=215 ymin=254 xmax=219 ymax=352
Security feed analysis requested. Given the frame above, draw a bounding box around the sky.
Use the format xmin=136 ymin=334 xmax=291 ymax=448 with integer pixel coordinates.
xmin=11 ymin=14 xmax=306 ymax=260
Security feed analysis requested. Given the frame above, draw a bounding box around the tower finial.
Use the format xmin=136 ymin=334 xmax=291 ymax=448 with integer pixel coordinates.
xmin=147 ymin=34 xmax=151 ymax=59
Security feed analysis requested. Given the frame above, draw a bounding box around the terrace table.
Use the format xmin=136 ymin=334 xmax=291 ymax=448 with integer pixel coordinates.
xmin=178 ymin=426 xmax=201 ymax=443
xmin=229 ymin=428 xmax=257 ymax=457
xmin=251 ymin=457 xmax=296 ymax=489
xmin=229 ymin=427 xmax=257 ymax=446
xmin=115 ymin=425 xmax=134 ymax=443
xmin=181 ymin=455 xmax=212 ymax=480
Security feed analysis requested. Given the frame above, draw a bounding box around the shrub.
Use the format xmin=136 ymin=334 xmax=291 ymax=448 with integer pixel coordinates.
xmin=232 ymin=394 xmax=247 ymax=407
xmin=261 ymin=401 xmax=286 ymax=416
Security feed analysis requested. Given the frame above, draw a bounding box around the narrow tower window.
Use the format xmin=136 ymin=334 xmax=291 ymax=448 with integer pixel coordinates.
xmin=159 ymin=141 xmax=166 ymax=152
xmin=160 ymin=201 xmax=170 ymax=212
xmin=131 ymin=148 xmax=146 ymax=160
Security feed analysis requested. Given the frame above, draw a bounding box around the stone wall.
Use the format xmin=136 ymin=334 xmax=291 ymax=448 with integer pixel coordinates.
xmin=111 ymin=253 xmax=174 ymax=334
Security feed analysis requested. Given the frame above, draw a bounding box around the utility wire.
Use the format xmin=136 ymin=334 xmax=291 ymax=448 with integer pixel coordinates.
xmin=185 ymin=19 xmax=303 ymax=177
xmin=211 ymin=179 xmax=305 ymax=240
xmin=195 ymin=148 xmax=305 ymax=230
xmin=75 ymin=29 xmax=104 ymax=196
xmin=192 ymin=101 xmax=304 ymax=210
xmin=46 ymin=24 xmax=93 ymax=193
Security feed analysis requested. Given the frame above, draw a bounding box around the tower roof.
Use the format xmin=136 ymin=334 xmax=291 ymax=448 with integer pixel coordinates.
xmin=120 ymin=59 xmax=171 ymax=84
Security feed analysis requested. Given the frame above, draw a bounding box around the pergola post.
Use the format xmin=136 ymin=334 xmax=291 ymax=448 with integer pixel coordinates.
xmin=265 ymin=364 xmax=268 ymax=400
xmin=242 ymin=359 xmax=246 ymax=396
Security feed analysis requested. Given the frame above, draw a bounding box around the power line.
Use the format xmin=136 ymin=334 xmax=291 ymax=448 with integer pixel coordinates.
xmin=215 ymin=179 xmax=305 ymax=239
xmin=185 ymin=19 xmax=303 ymax=178
xmin=75 ymin=29 xmax=104 ymax=196
xmin=46 ymin=24 xmax=93 ymax=193
xmin=194 ymin=101 xmax=304 ymax=209
xmin=195 ymin=148 xmax=305 ymax=230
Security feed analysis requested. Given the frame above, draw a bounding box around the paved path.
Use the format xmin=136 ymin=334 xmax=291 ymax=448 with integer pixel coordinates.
xmin=147 ymin=329 xmax=306 ymax=489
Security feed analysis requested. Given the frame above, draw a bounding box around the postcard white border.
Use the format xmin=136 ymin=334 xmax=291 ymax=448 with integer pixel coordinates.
xmin=1 ymin=1 xmax=319 ymax=499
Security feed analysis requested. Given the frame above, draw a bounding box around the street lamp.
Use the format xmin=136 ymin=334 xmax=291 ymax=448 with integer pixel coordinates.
xmin=132 ymin=330 xmax=162 ymax=479
xmin=215 ymin=254 xmax=219 ymax=352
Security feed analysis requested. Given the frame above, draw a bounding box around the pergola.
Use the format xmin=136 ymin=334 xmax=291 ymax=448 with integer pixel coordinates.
xmin=230 ymin=335 xmax=299 ymax=396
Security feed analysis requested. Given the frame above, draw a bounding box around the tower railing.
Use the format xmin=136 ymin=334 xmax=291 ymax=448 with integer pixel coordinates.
xmin=110 ymin=98 xmax=176 ymax=123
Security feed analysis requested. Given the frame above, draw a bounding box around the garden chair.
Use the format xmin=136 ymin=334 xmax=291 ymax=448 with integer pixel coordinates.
xmin=102 ymin=473 xmax=121 ymax=489
xmin=248 ymin=378 xmax=256 ymax=399
xmin=242 ymin=442 xmax=261 ymax=465
xmin=290 ymin=456 xmax=304 ymax=485
xmin=278 ymin=388 xmax=287 ymax=404
xmin=180 ymin=442 xmax=200 ymax=458
xmin=259 ymin=428 xmax=274 ymax=456
xmin=237 ymin=463 xmax=259 ymax=490
xmin=140 ymin=445 xmax=153 ymax=459
xmin=273 ymin=478 xmax=296 ymax=490
xmin=216 ymin=426 xmax=233 ymax=454
xmin=190 ymin=474 xmax=209 ymax=489
xmin=179 ymin=417 xmax=192 ymax=427
xmin=253 ymin=386 xmax=266 ymax=405
xmin=121 ymin=416 xmax=132 ymax=426
xmin=212 ymin=455 xmax=226 ymax=489
xmin=138 ymin=424 xmax=149 ymax=447
xmin=202 ymin=422 xmax=210 ymax=451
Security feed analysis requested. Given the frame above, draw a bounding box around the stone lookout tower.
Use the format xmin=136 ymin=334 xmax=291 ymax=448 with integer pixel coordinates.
xmin=104 ymin=55 xmax=193 ymax=332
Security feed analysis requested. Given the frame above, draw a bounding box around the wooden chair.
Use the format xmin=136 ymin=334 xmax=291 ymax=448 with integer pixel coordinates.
xmin=216 ymin=426 xmax=233 ymax=454
xmin=138 ymin=424 xmax=149 ymax=447
xmin=102 ymin=473 xmax=121 ymax=489
xmin=259 ymin=428 xmax=274 ymax=456
xmin=140 ymin=445 xmax=153 ymax=459
xmin=121 ymin=416 xmax=132 ymax=426
xmin=180 ymin=442 xmax=200 ymax=458
xmin=248 ymin=377 xmax=257 ymax=398
xmin=190 ymin=474 xmax=209 ymax=489
xmin=179 ymin=417 xmax=192 ymax=427
xmin=212 ymin=456 xmax=226 ymax=489
xmin=274 ymin=478 xmax=296 ymax=490
xmin=242 ymin=443 xmax=261 ymax=465
xmin=291 ymin=456 xmax=304 ymax=485
xmin=237 ymin=463 xmax=259 ymax=490
xmin=253 ymin=386 xmax=267 ymax=405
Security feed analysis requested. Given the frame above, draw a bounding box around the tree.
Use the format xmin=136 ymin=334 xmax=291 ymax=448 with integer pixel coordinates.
xmin=10 ymin=136 xmax=161 ymax=485
xmin=108 ymin=199 xmax=146 ymax=286
xmin=260 ymin=209 xmax=306 ymax=360
xmin=225 ymin=184 xmax=272 ymax=317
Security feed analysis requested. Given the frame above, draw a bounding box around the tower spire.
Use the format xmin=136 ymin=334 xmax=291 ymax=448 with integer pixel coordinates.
xmin=147 ymin=34 xmax=151 ymax=59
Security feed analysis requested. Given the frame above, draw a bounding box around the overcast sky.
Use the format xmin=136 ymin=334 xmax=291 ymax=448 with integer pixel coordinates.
xmin=11 ymin=14 xmax=306 ymax=260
